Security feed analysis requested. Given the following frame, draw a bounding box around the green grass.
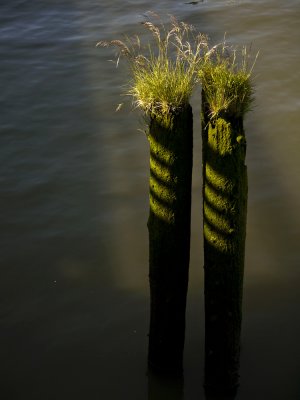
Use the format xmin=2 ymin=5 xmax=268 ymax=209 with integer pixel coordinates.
xmin=97 ymin=15 xmax=258 ymax=120
xmin=129 ymin=52 xmax=194 ymax=115
xmin=97 ymin=15 xmax=209 ymax=117
xmin=199 ymin=41 xmax=258 ymax=119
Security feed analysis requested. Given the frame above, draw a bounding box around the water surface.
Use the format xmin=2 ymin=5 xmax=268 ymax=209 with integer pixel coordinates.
xmin=1 ymin=1 xmax=300 ymax=398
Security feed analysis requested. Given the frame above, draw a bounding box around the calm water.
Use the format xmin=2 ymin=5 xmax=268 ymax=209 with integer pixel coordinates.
xmin=1 ymin=1 xmax=300 ymax=399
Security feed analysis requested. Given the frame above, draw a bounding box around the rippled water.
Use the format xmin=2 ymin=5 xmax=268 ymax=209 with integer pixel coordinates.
xmin=1 ymin=1 xmax=300 ymax=399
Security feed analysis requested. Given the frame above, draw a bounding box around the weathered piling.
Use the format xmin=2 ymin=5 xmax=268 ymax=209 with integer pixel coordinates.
xmin=201 ymin=99 xmax=248 ymax=393
xmin=148 ymin=106 xmax=193 ymax=374
xmin=199 ymin=41 xmax=255 ymax=393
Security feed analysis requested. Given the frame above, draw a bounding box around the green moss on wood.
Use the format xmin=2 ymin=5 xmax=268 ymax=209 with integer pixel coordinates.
xmin=147 ymin=105 xmax=193 ymax=374
xmin=202 ymin=112 xmax=248 ymax=391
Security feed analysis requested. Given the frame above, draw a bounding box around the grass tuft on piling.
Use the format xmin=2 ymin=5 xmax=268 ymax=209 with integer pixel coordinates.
xmin=97 ymin=16 xmax=258 ymax=120
xmin=97 ymin=15 xmax=209 ymax=117
xmin=199 ymin=40 xmax=258 ymax=120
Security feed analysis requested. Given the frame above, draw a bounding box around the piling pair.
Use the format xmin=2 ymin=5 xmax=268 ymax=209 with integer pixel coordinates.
xmin=97 ymin=15 xmax=255 ymax=394
xmin=147 ymin=98 xmax=247 ymax=395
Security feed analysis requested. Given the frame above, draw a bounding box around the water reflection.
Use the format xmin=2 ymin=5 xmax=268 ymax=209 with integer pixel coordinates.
xmin=148 ymin=370 xmax=184 ymax=400
xmin=205 ymin=389 xmax=237 ymax=400
xmin=1 ymin=0 xmax=300 ymax=399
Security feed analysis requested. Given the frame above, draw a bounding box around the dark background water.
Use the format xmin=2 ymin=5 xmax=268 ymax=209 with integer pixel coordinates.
xmin=1 ymin=0 xmax=300 ymax=398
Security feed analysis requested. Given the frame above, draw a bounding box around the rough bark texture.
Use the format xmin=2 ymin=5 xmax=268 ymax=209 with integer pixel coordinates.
xmin=202 ymin=100 xmax=248 ymax=393
xmin=147 ymin=105 xmax=193 ymax=375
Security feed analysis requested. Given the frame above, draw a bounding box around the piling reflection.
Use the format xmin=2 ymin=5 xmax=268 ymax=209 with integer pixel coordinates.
xmin=205 ymin=389 xmax=237 ymax=400
xmin=148 ymin=369 xmax=184 ymax=400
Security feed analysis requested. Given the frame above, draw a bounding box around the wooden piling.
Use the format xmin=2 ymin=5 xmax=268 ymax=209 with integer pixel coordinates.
xmin=147 ymin=105 xmax=193 ymax=375
xmin=202 ymin=97 xmax=248 ymax=392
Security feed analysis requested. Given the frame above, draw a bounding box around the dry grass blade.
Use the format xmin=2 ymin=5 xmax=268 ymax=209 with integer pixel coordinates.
xmin=110 ymin=40 xmax=131 ymax=56
xmin=96 ymin=40 xmax=110 ymax=48
xmin=141 ymin=21 xmax=161 ymax=41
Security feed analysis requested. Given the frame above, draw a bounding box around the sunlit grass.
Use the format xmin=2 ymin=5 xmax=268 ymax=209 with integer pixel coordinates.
xmin=97 ymin=14 xmax=209 ymax=117
xmin=97 ymin=15 xmax=258 ymax=120
xmin=199 ymin=40 xmax=259 ymax=119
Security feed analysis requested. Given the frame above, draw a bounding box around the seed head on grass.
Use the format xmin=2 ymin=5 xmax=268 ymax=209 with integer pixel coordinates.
xmin=97 ymin=15 xmax=209 ymax=117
